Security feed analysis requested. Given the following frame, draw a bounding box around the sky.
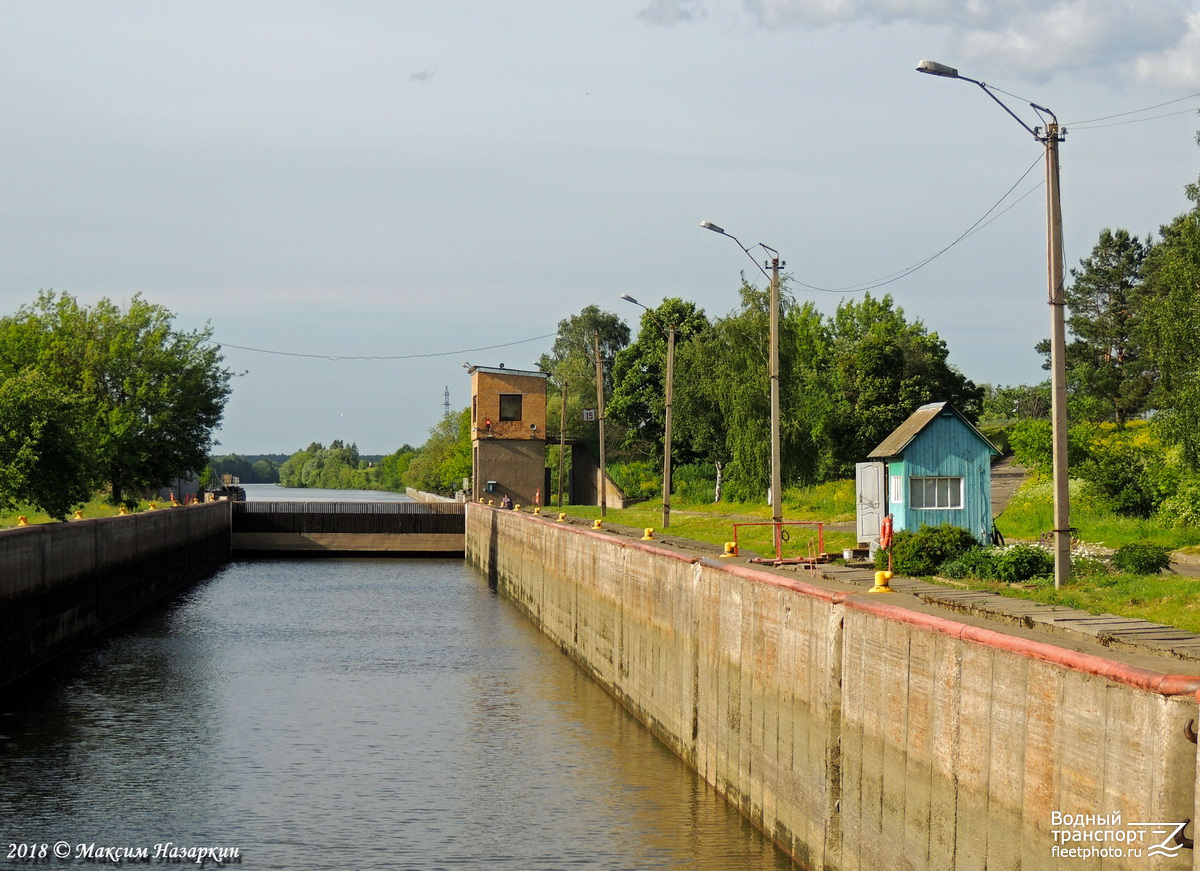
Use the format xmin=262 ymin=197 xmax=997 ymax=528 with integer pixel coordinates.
xmin=3 ymin=0 xmax=1200 ymax=456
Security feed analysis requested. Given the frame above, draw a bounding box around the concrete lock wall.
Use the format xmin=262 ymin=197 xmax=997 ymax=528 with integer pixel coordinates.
xmin=0 ymin=502 xmax=231 ymax=688
xmin=466 ymin=503 xmax=1200 ymax=871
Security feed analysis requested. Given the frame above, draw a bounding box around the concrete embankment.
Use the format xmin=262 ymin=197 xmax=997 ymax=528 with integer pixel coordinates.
xmin=1 ymin=502 xmax=231 ymax=688
xmin=467 ymin=504 xmax=1200 ymax=870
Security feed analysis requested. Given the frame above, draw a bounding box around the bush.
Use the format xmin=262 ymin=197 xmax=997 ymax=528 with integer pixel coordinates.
xmin=937 ymin=544 xmax=1054 ymax=582
xmin=939 ymin=547 xmax=993 ymax=579
xmin=879 ymin=523 xmax=980 ymax=577
xmin=1111 ymin=543 xmax=1171 ymax=575
xmin=672 ymin=462 xmax=717 ymax=503
xmin=1156 ymin=474 xmax=1200 ymax=528
xmin=1076 ymin=437 xmax=1167 ymax=519
xmin=608 ymin=460 xmax=659 ymax=501
xmin=989 ymin=544 xmax=1054 ymax=582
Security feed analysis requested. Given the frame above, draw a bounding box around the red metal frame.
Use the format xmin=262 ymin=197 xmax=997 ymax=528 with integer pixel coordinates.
xmin=731 ymin=520 xmax=825 ymax=567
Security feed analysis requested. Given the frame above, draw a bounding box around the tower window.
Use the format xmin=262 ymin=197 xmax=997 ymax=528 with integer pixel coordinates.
xmin=499 ymin=394 xmax=522 ymax=421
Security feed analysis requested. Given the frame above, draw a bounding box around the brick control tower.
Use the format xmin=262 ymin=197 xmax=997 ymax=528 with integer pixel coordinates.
xmin=468 ymin=365 xmax=548 ymax=506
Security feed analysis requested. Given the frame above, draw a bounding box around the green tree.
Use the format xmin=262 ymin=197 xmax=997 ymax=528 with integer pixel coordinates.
xmin=672 ymin=286 xmax=980 ymax=498
xmin=536 ymin=305 xmax=630 ymax=445
xmin=1141 ymin=187 xmax=1200 ymax=463
xmin=250 ymin=459 xmax=279 ymax=483
xmin=0 ymin=369 xmax=96 ymax=518
xmin=378 ymin=445 xmax=417 ymax=492
xmin=404 ymin=410 xmax=472 ymax=493
xmin=979 ymin=382 xmax=1051 ymax=426
xmin=672 ymin=282 xmax=830 ymax=500
xmin=608 ymin=298 xmax=709 ymax=460
xmin=0 ymin=291 xmax=232 ymax=505
xmin=823 ymin=293 xmax=982 ymax=476
xmin=278 ymin=440 xmax=378 ymax=489
xmin=1040 ymin=229 xmax=1152 ymax=426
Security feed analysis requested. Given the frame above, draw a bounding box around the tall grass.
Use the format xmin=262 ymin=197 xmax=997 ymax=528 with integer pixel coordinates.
xmin=997 ymin=477 xmax=1200 ymax=550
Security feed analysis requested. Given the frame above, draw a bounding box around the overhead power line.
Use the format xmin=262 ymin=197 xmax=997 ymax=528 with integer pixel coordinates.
xmin=1067 ymin=92 xmax=1200 ymax=127
xmin=792 ymin=152 xmax=1044 ymax=295
xmin=217 ymin=332 xmax=557 ymax=362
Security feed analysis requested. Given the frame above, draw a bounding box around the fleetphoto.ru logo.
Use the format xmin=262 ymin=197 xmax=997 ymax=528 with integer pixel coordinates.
xmin=1050 ymin=812 xmax=1191 ymax=861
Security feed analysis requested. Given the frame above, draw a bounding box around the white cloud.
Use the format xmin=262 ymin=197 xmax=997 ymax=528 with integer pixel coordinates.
xmin=1135 ymin=10 xmax=1200 ymax=87
xmin=951 ymin=0 xmax=1192 ymax=81
xmin=638 ymin=0 xmax=708 ymax=25
xmin=652 ymin=0 xmax=1200 ymax=85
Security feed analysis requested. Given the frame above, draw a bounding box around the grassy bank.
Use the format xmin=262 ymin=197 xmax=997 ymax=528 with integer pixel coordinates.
xmin=1 ymin=497 xmax=165 ymax=528
xmin=553 ymin=473 xmax=1200 ymax=636
xmin=555 ymin=478 xmax=858 ymax=558
xmin=963 ymin=574 xmax=1200 ymax=635
xmin=995 ymin=476 xmax=1200 ymax=551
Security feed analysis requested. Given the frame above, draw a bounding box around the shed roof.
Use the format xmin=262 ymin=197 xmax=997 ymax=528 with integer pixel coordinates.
xmin=867 ymin=401 xmax=1000 ymax=459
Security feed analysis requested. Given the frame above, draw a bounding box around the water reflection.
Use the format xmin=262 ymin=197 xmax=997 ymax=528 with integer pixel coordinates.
xmin=0 ymin=558 xmax=798 ymax=870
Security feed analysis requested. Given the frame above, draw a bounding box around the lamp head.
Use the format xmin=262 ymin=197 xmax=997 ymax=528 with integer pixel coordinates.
xmin=619 ymin=293 xmax=639 ymax=304
xmin=700 ymin=221 xmax=725 ymax=234
xmin=916 ymin=59 xmax=959 ymax=78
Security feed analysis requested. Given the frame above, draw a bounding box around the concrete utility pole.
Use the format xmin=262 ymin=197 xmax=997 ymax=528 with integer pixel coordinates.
xmin=917 ymin=59 xmax=1071 ymax=588
xmin=768 ymin=253 xmax=782 ymax=527
xmin=594 ymin=328 xmax=606 ymax=517
xmin=701 ymin=221 xmax=784 ymax=529
xmin=664 ymin=325 xmax=675 ymax=529
xmin=1045 ymin=121 xmax=1070 ymax=589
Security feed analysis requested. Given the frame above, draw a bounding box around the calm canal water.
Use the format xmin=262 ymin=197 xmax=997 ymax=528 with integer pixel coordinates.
xmin=1 ymin=498 xmax=799 ymax=869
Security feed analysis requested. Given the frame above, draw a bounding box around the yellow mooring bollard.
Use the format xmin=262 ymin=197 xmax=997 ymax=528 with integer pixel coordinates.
xmin=720 ymin=541 xmax=737 ymax=558
xmin=118 ymin=506 xmax=129 ymax=515
xmin=515 ymin=504 xmax=522 ymax=511
xmin=557 ymin=513 xmax=567 ymax=522
xmin=17 ymin=516 xmax=29 ymax=526
xmin=148 ymin=502 xmax=157 ymax=510
xmin=869 ymin=570 xmax=894 ymax=593
xmin=592 ymin=519 xmax=603 ymax=529
xmin=533 ymin=507 xmax=541 ymax=515
xmin=641 ymin=528 xmax=654 ymax=540
xmin=73 ymin=509 xmax=84 ymax=520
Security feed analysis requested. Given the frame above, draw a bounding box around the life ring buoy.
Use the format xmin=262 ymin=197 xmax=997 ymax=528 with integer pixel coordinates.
xmin=880 ymin=515 xmax=894 ymax=550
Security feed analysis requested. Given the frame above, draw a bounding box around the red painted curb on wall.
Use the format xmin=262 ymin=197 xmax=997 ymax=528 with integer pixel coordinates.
xmin=843 ymin=596 xmax=1200 ymax=698
xmin=699 ymin=557 xmax=848 ymax=605
xmin=511 ymin=506 xmax=702 ymax=566
xmin=484 ymin=506 xmax=1200 ymax=698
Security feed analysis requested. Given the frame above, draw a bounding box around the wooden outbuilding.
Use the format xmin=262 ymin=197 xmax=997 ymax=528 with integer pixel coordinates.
xmin=857 ymin=401 xmax=1000 ymax=548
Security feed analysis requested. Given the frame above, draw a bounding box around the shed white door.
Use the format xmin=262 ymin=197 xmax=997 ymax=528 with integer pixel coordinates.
xmin=856 ymin=461 xmax=886 ymax=546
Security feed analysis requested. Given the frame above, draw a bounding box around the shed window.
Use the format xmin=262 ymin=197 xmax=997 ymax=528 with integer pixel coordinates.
xmin=499 ymin=394 xmax=522 ymax=421
xmin=911 ymin=476 xmax=963 ymax=509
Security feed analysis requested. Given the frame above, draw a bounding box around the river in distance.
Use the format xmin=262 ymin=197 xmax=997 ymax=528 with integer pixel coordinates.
xmin=0 ymin=486 xmax=800 ymax=870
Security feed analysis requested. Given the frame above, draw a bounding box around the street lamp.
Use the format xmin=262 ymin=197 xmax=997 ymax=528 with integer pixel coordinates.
xmin=917 ymin=59 xmax=1071 ymax=589
xmin=701 ymin=221 xmax=784 ymax=527
xmin=620 ymin=293 xmax=676 ymax=530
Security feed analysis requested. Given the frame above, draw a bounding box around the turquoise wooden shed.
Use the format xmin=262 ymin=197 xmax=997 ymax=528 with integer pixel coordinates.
xmin=864 ymin=401 xmax=1000 ymax=545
